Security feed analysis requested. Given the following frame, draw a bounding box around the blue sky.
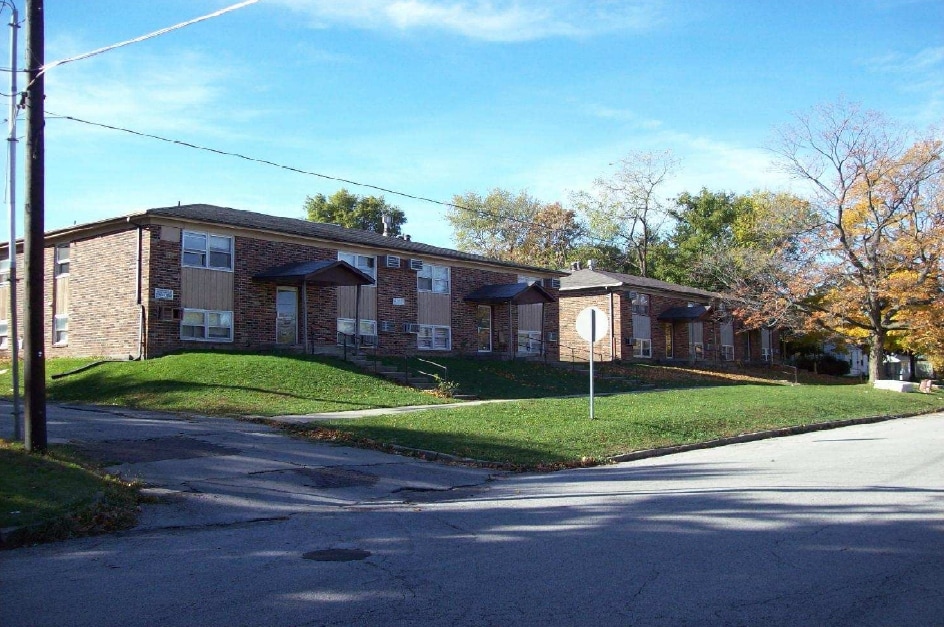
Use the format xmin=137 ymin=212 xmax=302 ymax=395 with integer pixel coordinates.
xmin=3 ymin=0 xmax=943 ymax=248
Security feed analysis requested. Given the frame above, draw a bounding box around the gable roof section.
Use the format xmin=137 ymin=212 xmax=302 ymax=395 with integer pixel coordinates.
xmin=559 ymin=268 xmax=719 ymax=300
xmin=463 ymin=282 xmax=556 ymax=305
xmin=254 ymin=260 xmax=375 ymax=286
xmin=142 ymin=204 xmax=563 ymax=276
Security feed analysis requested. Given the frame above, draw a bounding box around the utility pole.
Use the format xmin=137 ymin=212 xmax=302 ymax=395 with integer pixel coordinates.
xmin=6 ymin=5 xmax=21 ymax=440
xmin=23 ymin=0 xmax=45 ymax=453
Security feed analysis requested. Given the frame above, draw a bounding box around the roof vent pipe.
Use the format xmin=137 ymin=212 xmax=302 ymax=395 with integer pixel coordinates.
xmin=587 ymin=259 xmax=595 ymax=270
xmin=381 ymin=214 xmax=392 ymax=237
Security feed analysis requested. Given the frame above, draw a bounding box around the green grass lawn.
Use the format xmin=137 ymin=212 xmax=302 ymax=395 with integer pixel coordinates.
xmin=0 ymin=351 xmax=448 ymax=415
xmin=0 ymin=442 xmax=140 ymax=547
xmin=302 ymin=384 xmax=944 ymax=468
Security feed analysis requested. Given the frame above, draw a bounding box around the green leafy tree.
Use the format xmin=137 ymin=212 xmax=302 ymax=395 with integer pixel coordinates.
xmin=448 ymin=189 xmax=581 ymax=267
xmin=304 ymin=188 xmax=406 ymax=235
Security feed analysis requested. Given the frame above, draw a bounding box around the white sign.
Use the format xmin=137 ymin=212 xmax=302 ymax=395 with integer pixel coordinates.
xmin=392 ymin=297 xmax=406 ymax=306
xmin=576 ymin=307 xmax=608 ymax=342
xmin=154 ymin=288 xmax=174 ymax=301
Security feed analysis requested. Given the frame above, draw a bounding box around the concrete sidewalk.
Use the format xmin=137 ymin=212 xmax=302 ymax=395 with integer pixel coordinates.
xmin=0 ymin=400 xmax=501 ymax=530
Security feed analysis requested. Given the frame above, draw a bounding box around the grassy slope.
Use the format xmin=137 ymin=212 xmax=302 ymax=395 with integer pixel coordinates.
xmin=0 ymin=351 xmax=447 ymax=416
xmin=312 ymin=384 xmax=944 ymax=467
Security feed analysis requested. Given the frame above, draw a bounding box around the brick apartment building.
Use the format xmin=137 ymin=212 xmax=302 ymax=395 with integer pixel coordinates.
xmin=0 ymin=204 xmax=563 ymax=360
xmin=558 ymin=266 xmax=779 ymax=363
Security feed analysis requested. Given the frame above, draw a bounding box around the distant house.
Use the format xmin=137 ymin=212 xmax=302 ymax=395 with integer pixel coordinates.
xmin=557 ymin=266 xmax=779 ymax=363
xmin=0 ymin=204 xmax=562 ymax=360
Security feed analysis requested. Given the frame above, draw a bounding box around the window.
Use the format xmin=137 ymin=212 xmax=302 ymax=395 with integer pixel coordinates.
xmin=518 ymin=275 xmax=540 ymax=285
xmin=418 ymin=264 xmax=450 ymax=293
xmin=338 ymin=252 xmax=376 ymax=280
xmin=53 ymin=314 xmax=69 ymax=345
xmin=0 ymin=320 xmax=8 ymax=349
xmin=631 ymin=292 xmax=649 ymax=315
xmin=337 ymin=318 xmax=378 ymax=346
xmin=517 ymin=331 xmax=542 ymax=354
xmin=181 ymin=309 xmax=233 ymax=341
xmin=762 ymin=347 xmax=772 ymax=361
xmin=632 ymin=338 xmax=652 ymax=358
xmin=54 ymin=244 xmax=70 ymax=277
xmin=664 ymin=323 xmax=673 ymax=358
xmin=418 ymin=325 xmax=450 ymax=350
xmin=721 ymin=345 xmax=734 ymax=361
xmin=183 ymin=231 xmax=233 ymax=271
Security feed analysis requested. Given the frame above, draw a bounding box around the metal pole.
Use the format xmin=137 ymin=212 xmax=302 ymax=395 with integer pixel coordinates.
xmin=589 ymin=312 xmax=596 ymax=419
xmin=24 ymin=0 xmax=46 ymax=453
xmin=7 ymin=6 xmax=20 ymax=440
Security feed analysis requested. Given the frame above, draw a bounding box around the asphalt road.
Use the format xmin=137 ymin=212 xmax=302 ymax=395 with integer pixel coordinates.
xmin=1 ymin=403 xmax=942 ymax=626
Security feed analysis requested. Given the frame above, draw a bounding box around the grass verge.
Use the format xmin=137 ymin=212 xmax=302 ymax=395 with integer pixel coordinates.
xmin=0 ymin=442 xmax=142 ymax=548
xmin=292 ymin=384 xmax=944 ymax=469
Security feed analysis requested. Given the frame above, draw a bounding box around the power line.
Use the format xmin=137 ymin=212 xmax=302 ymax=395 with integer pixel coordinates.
xmin=35 ymin=0 xmax=260 ymax=80
xmin=47 ymin=111 xmax=605 ymax=243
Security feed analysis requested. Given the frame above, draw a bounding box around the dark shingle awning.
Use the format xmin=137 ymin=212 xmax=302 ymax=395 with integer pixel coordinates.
xmin=657 ymin=305 xmax=713 ymax=322
xmin=254 ymin=260 xmax=374 ymax=286
xmin=464 ymin=282 xmax=555 ymax=305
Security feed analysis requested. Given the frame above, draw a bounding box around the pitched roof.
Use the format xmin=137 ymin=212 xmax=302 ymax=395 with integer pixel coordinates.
xmin=656 ymin=305 xmax=714 ymax=322
xmin=253 ymin=260 xmax=375 ymax=286
xmin=559 ymin=268 xmax=719 ymax=300
xmin=139 ymin=204 xmax=563 ymax=275
xmin=463 ymin=282 xmax=555 ymax=305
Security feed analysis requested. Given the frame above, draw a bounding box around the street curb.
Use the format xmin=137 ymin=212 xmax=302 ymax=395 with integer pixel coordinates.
xmin=606 ymin=411 xmax=931 ymax=464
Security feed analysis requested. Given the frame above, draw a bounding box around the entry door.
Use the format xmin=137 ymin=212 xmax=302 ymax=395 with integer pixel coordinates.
xmin=276 ymin=287 xmax=298 ymax=345
xmin=476 ymin=305 xmax=492 ymax=352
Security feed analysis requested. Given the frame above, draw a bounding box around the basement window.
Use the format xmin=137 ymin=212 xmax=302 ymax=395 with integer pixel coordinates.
xmin=181 ymin=309 xmax=233 ymax=341
xmin=53 ymin=314 xmax=69 ymax=345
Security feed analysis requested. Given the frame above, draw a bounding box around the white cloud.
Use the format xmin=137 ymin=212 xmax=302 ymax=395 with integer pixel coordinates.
xmin=864 ymin=46 xmax=944 ymax=123
xmin=272 ymin=0 xmax=665 ymax=42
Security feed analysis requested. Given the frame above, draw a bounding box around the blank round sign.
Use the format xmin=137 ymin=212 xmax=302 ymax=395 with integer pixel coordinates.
xmin=576 ymin=306 xmax=608 ymax=342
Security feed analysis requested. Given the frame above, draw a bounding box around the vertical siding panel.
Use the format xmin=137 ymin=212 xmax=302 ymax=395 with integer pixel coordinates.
xmin=181 ymin=267 xmax=234 ymax=310
xmin=337 ymin=285 xmax=376 ymax=320
xmin=417 ymin=292 xmax=450 ymax=325
xmin=517 ymin=303 xmax=542 ymax=332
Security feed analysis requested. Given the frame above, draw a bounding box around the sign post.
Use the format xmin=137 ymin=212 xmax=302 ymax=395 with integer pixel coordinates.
xmin=575 ymin=306 xmax=608 ymax=420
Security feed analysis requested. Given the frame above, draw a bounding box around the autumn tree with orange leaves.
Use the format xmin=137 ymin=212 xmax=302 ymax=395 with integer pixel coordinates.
xmin=719 ymin=101 xmax=943 ymax=382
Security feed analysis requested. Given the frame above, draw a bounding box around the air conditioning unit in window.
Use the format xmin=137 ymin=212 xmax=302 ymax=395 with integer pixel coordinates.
xmin=380 ymin=320 xmax=396 ymax=332
xmin=543 ymin=278 xmax=561 ymax=288
xmin=403 ymin=323 xmax=420 ymax=333
xmin=408 ymin=259 xmax=424 ymax=271
xmin=384 ymin=255 xmax=401 ymax=268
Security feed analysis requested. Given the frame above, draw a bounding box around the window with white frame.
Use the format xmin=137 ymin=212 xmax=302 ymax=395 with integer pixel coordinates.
xmin=181 ymin=309 xmax=233 ymax=341
xmin=630 ymin=292 xmax=650 ymax=315
xmin=517 ymin=331 xmax=542 ymax=354
xmin=182 ymin=231 xmax=233 ymax=271
xmin=337 ymin=318 xmax=378 ymax=346
xmin=54 ymin=244 xmax=70 ymax=277
xmin=633 ymin=337 xmax=652 ymax=358
xmin=517 ymin=275 xmax=540 ymax=285
xmin=418 ymin=263 xmax=450 ymax=293
xmin=53 ymin=314 xmax=69 ymax=345
xmin=418 ymin=325 xmax=450 ymax=350
xmin=721 ymin=345 xmax=734 ymax=361
xmin=0 ymin=320 xmax=8 ymax=350
xmin=337 ymin=251 xmax=376 ymax=280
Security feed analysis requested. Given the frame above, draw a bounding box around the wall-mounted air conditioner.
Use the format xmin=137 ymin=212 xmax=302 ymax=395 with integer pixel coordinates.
xmin=408 ymin=259 xmax=424 ymax=271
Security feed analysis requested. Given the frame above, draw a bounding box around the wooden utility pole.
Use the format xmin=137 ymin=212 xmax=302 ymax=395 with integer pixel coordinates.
xmin=23 ymin=0 xmax=45 ymax=453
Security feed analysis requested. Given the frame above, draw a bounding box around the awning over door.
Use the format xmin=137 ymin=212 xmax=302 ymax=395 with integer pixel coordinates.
xmin=463 ymin=282 xmax=555 ymax=305
xmin=657 ymin=305 xmax=713 ymax=322
xmin=254 ymin=260 xmax=375 ymax=286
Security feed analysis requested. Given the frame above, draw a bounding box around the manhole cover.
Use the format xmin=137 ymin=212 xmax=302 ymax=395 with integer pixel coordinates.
xmin=302 ymin=549 xmax=371 ymax=562
xmin=294 ymin=467 xmax=379 ymax=489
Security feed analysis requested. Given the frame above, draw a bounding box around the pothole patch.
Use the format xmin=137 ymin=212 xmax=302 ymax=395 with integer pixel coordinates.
xmin=293 ymin=467 xmax=379 ymax=489
xmin=302 ymin=548 xmax=372 ymax=562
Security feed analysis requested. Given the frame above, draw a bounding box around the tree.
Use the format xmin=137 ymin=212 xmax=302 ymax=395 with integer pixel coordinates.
xmin=447 ymin=189 xmax=582 ymax=267
xmin=571 ymin=150 xmax=679 ymax=277
xmin=304 ymin=188 xmax=406 ymax=235
xmin=723 ymin=101 xmax=943 ymax=382
xmin=653 ymin=188 xmax=753 ymax=289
